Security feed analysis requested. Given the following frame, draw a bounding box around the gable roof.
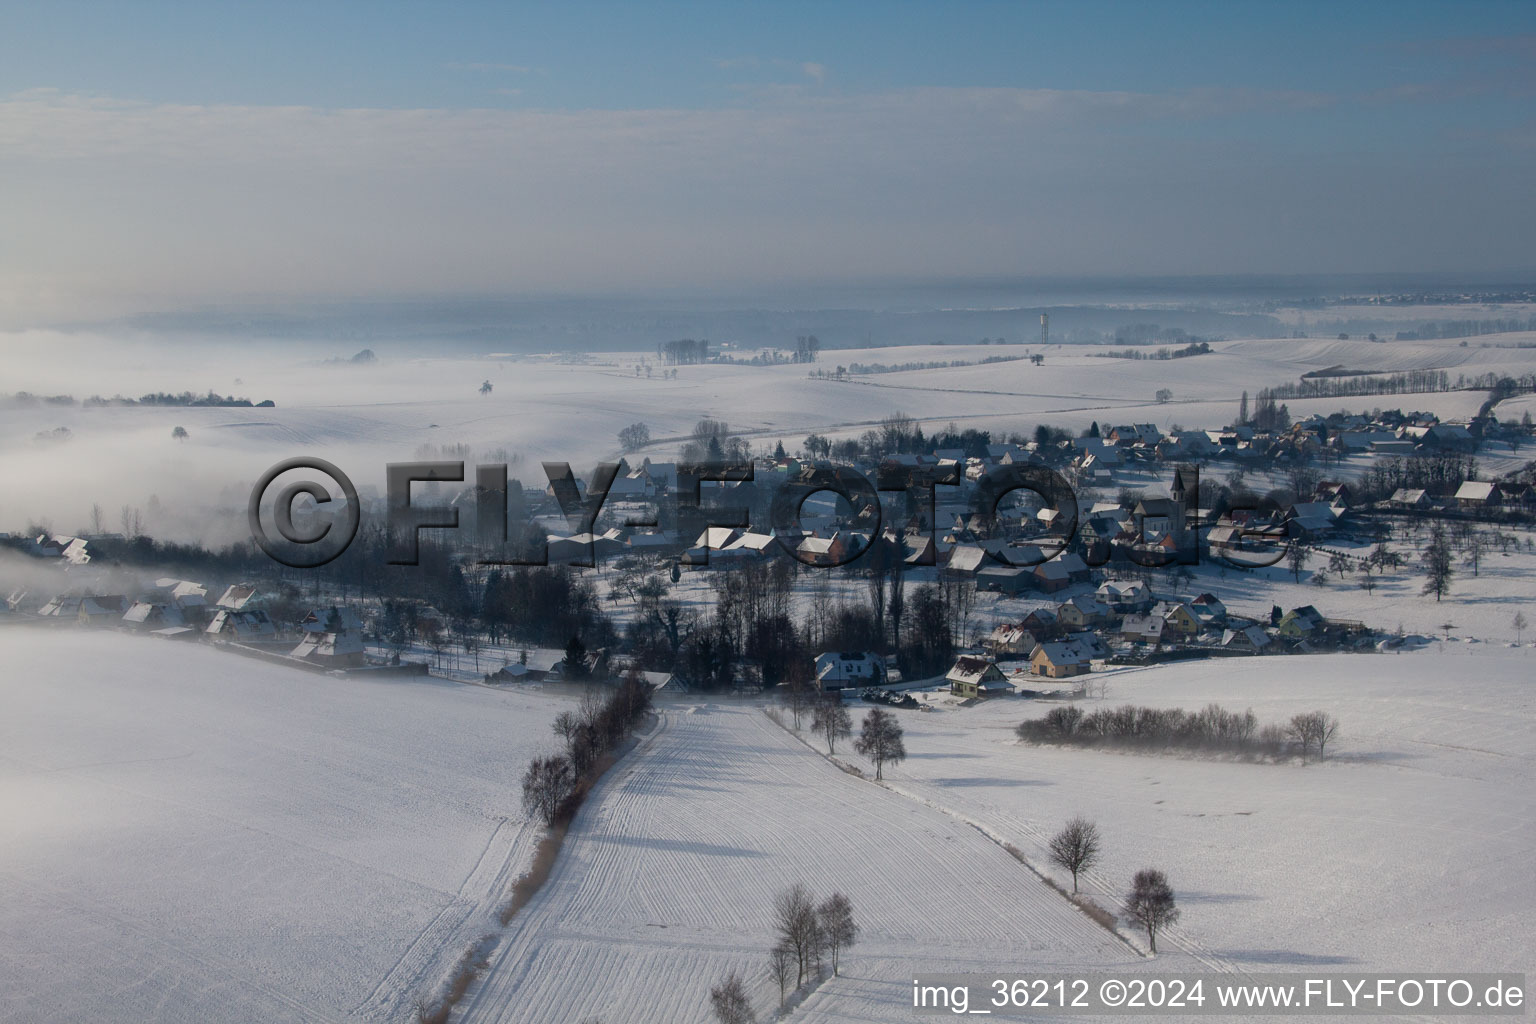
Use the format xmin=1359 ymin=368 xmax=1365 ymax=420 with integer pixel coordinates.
xmin=1032 ymin=641 xmax=1091 ymax=666
xmin=947 ymin=656 xmax=1005 ymax=684
xmin=1454 ymin=480 xmax=1499 ymax=502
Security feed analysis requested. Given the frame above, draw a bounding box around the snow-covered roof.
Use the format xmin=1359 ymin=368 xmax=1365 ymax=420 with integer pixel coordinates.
xmin=947 ymin=656 xmax=1004 ymax=684
xmin=1454 ymin=480 xmax=1499 ymax=502
xmin=1032 ymin=641 xmax=1091 ymax=666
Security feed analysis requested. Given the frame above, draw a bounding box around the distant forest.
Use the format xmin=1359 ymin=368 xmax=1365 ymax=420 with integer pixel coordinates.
xmin=3 ymin=390 xmax=272 ymax=408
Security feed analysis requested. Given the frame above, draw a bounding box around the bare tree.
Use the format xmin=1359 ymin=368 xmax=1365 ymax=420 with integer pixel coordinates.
xmin=768 ymin=944 xmax=794 ymax=1007
xmin=1515 ymin=611 xmax=1528 ymax=644
xmin=1422 ymin=523 xmax=1454 ymax=601
xmin=1286 ymin=541 xmax=1309 ymax=583
xmin=708 ymin=971 xmax=757 ymax=1024
xmin=520 ymin=754 xmax=574 ymax=826
xmin=815 ymin=892 xmax=858 ymax=976
xmin=811 ymin=695 xmax=852 ymax=755
xmin=1464 ymin=528 xmax=1485 ymax=577
xmin=1123 ymin=869 xmax=1180 ymax=953
xmin=772 ymin=883 xmax=821 ymax=986
xmin=854 ymin=707 xmax=906 ymax=780
xmin=1288 ymin=711 xmax=1339 ymax=760
xmin=553 ymin=710 xmax=580 ymax=744
xmin=780 ymin=672 xmax=813 ymax=730
xmin=1048 ymin=818 xmax=1102 ymax=894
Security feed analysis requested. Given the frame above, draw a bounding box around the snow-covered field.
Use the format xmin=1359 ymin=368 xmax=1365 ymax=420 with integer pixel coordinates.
xmin=838 ymin=649 xmax=1536 ymax=978
xmin=457 ymin=701 xmax=1151 ymax=1024
xmin=0 ymin=628 xmax=568 ymax=1024
xmin=2 ymin=636 xmax=1532 ymax=1023
xmin=3 ymin=330 xmax=1534 ymax=542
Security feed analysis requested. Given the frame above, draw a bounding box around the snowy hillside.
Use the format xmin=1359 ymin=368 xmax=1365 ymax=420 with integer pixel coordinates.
xmin=842 ymin=649 xmax=1536 ymax=977
xmin=0 ymin=629 xmax=567 ymax=1024
xmin=458 ymin=702 xmax=1151 ymax=1024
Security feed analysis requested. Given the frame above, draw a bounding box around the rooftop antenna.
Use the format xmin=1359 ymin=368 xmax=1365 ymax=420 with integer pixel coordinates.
xmin=1040 ymin=313 xmax=1050 ymax=346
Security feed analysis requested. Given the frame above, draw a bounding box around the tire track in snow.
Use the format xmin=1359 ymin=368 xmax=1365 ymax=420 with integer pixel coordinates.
xmin=456 ymin=703 xmax=1142 ymax=1024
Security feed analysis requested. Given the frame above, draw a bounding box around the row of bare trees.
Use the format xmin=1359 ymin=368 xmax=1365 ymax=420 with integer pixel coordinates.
xmin=1047 ymin=818 xmax=1181 ymax=953
xmin=1019 ymin=703 xmax=1339 ymax=760
xmin=707 ymin=883 xmax=860 ymax=1024
xmin=786 ymin=691 xmax=909 ymax=780
xmin=520 ymin=673 xmax=654 ymax=827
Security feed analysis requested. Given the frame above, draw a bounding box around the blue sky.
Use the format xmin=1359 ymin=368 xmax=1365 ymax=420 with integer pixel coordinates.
xmin=7 ymin=1 xmax=1534 ymax=111
xmin=2 ymin=2 xmax=1534 ymax=321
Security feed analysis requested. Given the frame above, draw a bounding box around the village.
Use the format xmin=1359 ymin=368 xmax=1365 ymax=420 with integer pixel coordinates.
xmin=7 ymin=397 xmax=1533 ymax=706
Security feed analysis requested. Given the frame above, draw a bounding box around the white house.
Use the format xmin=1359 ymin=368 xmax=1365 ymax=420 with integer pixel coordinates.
xmin=814 ymin=651 xmax=886 ymax=690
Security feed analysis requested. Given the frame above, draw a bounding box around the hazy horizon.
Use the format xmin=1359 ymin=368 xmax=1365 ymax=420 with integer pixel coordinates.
xmin=5 ymin=2 xmax=1536 ymax=329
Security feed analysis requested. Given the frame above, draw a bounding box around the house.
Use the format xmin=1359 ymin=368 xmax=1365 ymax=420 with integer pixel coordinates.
xmin=1064 ymin=630 xmax=1108 ymax=659
xmin=36 ymin=593 xmax=84 ymax=618
xmin=974 ymin=564 xmax=1030 ymax=595
xmin=630 ymin=669 xmax=681 ymax=693
xmin=151 ymin=579 xmax=210 ymax=620
xmin=1503 ymin=482 xmax=1536 ymax=510
xmin=1029 ymin=641 xmax=1092 ymax=678
xmin=206 ymin=607 xmax=277 ymax=641
xmin=1314 ymin=481 xmax=1352 ymax=506
xmin=717 ymin=531 xmax=778 ymax=562
xmin=1221 ymin=625 xmax=1273 ymax=652
xmin=1388 ymin=488 xmax=1431 ymax=510
xmin=290 ymin=628 xmax=366 ymax=667
xmin=985 ymin=622 xmax=1037 ymax=656
xmin=215 ymin=583 xmax=259 ymax=609
xmin=122 ymin=600 xmax=187 ymax=630
xmin=1031 ymin=552 xmax=1090 ymax=593
xmin=1020 ymin=608 xmax=1060 ymax=635
xmin=1207 ymin=520 xmax=1286 ymax=564
xmin=29 ymin=533 xmax=91 ymax=565
xmin=489 ymin=661 xmax=549 ymax=684
xmin=947 ymin=656 xmax=1011 ymax=698
xmin=625 ymin=530 xmax=678 ymax=553
xmin=1190 ymin=593 xmax=1227 ymax=624
xmin=1074 ymin=450 xmax=1120 ymax=483
xmin=814 ymin=651 xmax=886 ymax=691
xmin=1057 ymin=593 xmax=1111 ymax=628
xmin=1276 ymin=605 xmax=1325 ymax=638
xmin=1108 ymin=423 xmax=1161 ymax=447
xmin=942 ymin=544 xmax=989 ymax=577
xmin=795 ymin=532 xmax=853 ymax=566
xmin=1421 ymin=423 xmax=1476 ymax=451
xmin=1118 ymin=613 xmax=1166 ymax=645
xmin=1096 ymin=579 xmax=1153 ymax=613
xmin=1453 ymin=480 xmax=1503 ymax=509
xmin=77 ymin=595 xmax=129 ymax=625
xmin=1153 ymin=600 xmax=1201 ymax=638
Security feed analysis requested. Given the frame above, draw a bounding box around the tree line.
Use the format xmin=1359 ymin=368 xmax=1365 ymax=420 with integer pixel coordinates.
xmin=1018 ymin=703 xmax=1340 ymax=759
xmin=520 ymin=672 xmax=654 ymax=828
